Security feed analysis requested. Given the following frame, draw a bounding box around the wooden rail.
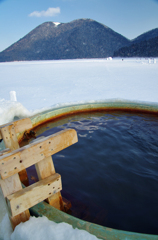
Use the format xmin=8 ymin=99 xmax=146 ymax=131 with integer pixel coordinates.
xmin=7 ymin=173 xmax=62 ymax=216
xmin=0 ymin=118 xmax=78 ymax=229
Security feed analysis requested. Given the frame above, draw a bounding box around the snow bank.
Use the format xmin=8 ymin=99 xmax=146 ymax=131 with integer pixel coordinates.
xmin=107 ymin=57 xmax=112 ymax=60
xmin=0 ymin=214 xmax=12 ymax=240
xmin=0 ymin=214 xmax=99 ymax=240
xmin=0 ymin=99 xmax=30 ymax=125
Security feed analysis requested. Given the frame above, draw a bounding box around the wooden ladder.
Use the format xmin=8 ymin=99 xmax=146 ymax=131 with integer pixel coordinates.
xmin=0 ymin=118 xmax=78 ymax=229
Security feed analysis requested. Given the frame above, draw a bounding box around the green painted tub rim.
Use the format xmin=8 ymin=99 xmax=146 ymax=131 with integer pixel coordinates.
xmin=30 ymin=201 xmax=158 ymax=240
xmin=26 ymin=100 xmax=158 ymax=131
xmin=22 ymin=101 xmax=158 ymax=240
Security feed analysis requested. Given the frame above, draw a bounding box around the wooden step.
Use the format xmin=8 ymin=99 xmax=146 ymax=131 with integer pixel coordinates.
xmin=7 ymin=173 xmax=61 ymax=217
xmin=0 ymin=129 xmax=78 ymax=179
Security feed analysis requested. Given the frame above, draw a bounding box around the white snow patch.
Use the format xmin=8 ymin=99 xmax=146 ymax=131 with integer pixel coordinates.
xmin=0 ymin=99 xmax=30 ymax=125
xmin=53 ymin=22 xmax=61 ymax=27
xmin=0 ymin=214 xmax=13 ymax=240
xmin=148 ymin=58 xmax=157 ymax=64
xmin=0 ymin=215 xmax=100 ymax=240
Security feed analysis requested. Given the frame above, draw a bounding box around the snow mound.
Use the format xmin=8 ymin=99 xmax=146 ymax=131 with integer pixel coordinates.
xmin=0 ymin=214 xmax=100 ymax=240
xmin=0 ymin=99 xmax=30 ymax=125
xmin=0 ymin=214 xmax=13 ymax=240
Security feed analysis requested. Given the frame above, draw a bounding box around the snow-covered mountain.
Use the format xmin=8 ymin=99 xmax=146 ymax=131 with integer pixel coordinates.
xmin=0 ymin=19 xmax=130 ymax=62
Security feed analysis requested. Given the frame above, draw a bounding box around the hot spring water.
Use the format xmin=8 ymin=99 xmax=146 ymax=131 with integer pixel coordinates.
xmin=27 ymin=111 xmax=158 ymax=235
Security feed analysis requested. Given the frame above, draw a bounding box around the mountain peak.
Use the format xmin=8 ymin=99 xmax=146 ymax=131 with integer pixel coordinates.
xmin=0 ymin=18 xmax=130 ymax=62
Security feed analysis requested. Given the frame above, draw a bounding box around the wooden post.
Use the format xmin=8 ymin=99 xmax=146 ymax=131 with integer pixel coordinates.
xmin=0 ymin=124 xmax=30 ymax=229
xmin=35 ymin=156 xmax=64 ymax=210
xmin=0 ymin=123 xmax=29 ymax=186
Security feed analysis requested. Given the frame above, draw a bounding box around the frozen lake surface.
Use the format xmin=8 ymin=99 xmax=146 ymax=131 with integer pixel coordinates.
xmin=0 ymin=58 xmax=158 ymax=125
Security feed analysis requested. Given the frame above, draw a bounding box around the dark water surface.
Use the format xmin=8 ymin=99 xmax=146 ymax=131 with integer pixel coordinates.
xmin=28 ymin=111 xmax=158 ymax=234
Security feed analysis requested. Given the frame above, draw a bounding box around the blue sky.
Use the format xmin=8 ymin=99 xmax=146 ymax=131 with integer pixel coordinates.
xmin=0 ymin=0 xmax=158 ymax=52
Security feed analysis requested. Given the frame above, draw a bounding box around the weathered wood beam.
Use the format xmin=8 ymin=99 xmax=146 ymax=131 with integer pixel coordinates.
xmin=0 ymin=123 xmax=30 ymax=226
xmin=0 ymin=124 xmax=29 ymax=185
xmin=0 ymin=118 xmax=32 ymax=140
xmin=7 ymin=173 xmax=61 ymax=217
xmin=35 ymin=156 xmax=64 ymax=210
xmin=0 ymin=148 xmax=11 ymax=156
xmin=1 ymin=124 xmax=19 ymax=151
xmin=0 ymin=129 xmax=78 ymax=180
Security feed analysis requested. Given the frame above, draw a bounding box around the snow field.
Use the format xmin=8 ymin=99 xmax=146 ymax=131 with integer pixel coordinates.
xmin=0 ymin=58 xmax=158 ymax=123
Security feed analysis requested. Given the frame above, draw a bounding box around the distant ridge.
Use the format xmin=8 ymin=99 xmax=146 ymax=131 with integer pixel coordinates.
xmin=0 ymin=19 xmax=130 ymax=62
xmin=114 ymin=28 xmax=158 ymax=57
xmin=131 ymin=28 xmax=158 ymax=44
xmin=114 ymin=36 xmax=158 ymax=58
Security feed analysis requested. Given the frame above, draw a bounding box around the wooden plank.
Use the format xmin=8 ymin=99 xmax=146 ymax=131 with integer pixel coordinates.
xmin=0 ymin=126 xmax=22 ymax=198
xmin=1 ymin=124 xmax=19 ymax=151
xmin=0 ymin=118 xmax=32 ymax=140
xmin=0 ymin=124 xmax=29 ymax=185
xmin=0 ymin=148 xmax=11 ymax=156
xmin=7 ymin=173 xmax=62 ymax=217
xmin=18 ymin=169 xmax=29 ymax=187
xmin=35 ymin=156 xmax=55 ymax=179
xmin=0 ymin=129 xmax=78 ymax=179
xmin=45 ymin=191 xmax=64 ymax=210
xmin=0 ymin=123 xmax=30 ymax=227
xmin=10 ymin=211 xmax=30 ymax=230
xmin=13 ymin=118 xmax=32 ymax=134
xmin=30 ymin=136 xmax=45 ymax=144
xmin=35 ymin=156 xmax=64 ymax=210
xmin=0 ymin=173 xmax=30 ymax=229
xmin=0 ymin=173 xmax=22 ymax=198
